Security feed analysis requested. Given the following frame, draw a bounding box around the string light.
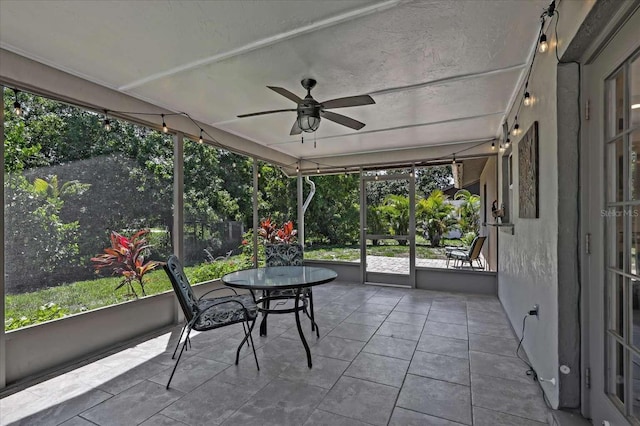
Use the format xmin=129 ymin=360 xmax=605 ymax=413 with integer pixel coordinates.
xmin=513 ymin=123 xmax=521 ymax=136
xmin=539 ymin=34 xmax=548 ymax=53
xmin=296 ymin=163 xmax=300 ymax=173
xmin=491 ymin=141 xmax=496 ymax=150
xmin=523 ymin=91 xmax=532 ymax=106
xmin=452 ymin=154 xmax=456 ymax=165
xmin=316 ymin=164 xmax=320 ymax=174
xmin=505 ymin=138 xmax=511 ymax=148
xmin=198 ymin=129 xmax=204 ymax=144
xmin=499 ymin=143 xmax=505 ymax=153
xmin=375 ymin=173 xmax=379 ymax=181
xmin=162 ymin=114 xmax=168 ymax=133
xmin=13 ymin=89 xmax=22 ymax=116
xmin=103 ymin=110 xmax=111 ymax=132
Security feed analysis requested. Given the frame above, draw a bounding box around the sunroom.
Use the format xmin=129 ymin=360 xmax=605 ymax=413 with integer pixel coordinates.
xmin=1 ymin=1 xmax=639 ymax=425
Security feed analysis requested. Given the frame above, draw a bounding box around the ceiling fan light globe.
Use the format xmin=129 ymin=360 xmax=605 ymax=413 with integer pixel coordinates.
xmin=298 ymin=114 xmax=320 ymax=133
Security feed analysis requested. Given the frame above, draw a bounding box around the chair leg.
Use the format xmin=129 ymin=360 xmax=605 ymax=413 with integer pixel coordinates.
xmin=236 ymin=318 xmax=260 ymax=370
xmin=242 ymin=322 xmax=251 ymax=347
xmin=247 ymin=318 xmax=260 ymax=371
xmin=167 ymin=327 xmax=191 ymax=389
xmin=171 ymin=323 xmax=187 ymax=360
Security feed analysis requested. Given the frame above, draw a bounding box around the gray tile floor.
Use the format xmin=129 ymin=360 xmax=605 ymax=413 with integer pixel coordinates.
xmin=1 ymin=282 xmax=549 ymax=426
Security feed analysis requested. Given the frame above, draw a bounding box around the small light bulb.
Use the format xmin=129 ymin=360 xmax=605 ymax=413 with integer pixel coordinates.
xmin=103 ymin=119 xmax=111 ymax=132
xmin=539 ymin=34 xmax=548 ymax=53
xmin=13 ymin=101 xmax=22 ymax=116
xmin=499 ymin=144 xmax=505 ymax=153
xmin=232 ymin=162 xmax=236 ymax=168
xmin=316 ymin=165 xmax=320 ymax=174
xmin=452 ymin=155 xmax=456 ymax=165
xmin=13 ymin=90 xmax=22 ymax=116
xmin=409 ymin=171 xmax=414 ymax=178
xmin=505 ymin=138 xmax=511 ymax=148
xmin=491 ymin=141 xmax=496 ymax=150
xmin=375 ymin=174 xmax=379 ymax=181
xmin=296 ymin=164 xmax=300 ymax=173
xmin=162 ymin=114 xmax=168 ymax=133
xmin=198 ymin=130 xmax=204 ymax=144
xmin=258 ymin=172 xmax=261 ymax=178
xmin=523 ymin=92 xmax=532 ymax=106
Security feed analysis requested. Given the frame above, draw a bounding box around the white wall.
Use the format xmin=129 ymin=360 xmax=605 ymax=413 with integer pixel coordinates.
xmin=480 ymin=156 xmax=498 ymax=271
xmin=497 ymin=0 xmax=595 ymax=408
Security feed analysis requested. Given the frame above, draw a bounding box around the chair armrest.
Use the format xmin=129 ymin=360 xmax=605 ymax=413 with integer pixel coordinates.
xmin=198 ymin=286 xmax=238 ymax=301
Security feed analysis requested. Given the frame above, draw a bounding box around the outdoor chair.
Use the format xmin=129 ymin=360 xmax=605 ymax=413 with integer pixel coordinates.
xmin=446 ymin=236 xmax=487 ymax=270
xmin=164 ymin=255 xmax=259 ymax=389
xmin=264 ymin=243 xmax=318 ymax=337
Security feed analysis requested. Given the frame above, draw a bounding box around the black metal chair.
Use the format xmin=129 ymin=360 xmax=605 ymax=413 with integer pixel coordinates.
xmin=263 ymin=243 xmax=318 ymax=337
xmin=164 ymin=255 xmax=259 ymax=389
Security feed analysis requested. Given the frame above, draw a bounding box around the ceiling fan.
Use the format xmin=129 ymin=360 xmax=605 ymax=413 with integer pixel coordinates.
xmin=237 ymin=78 xmax=375 ymax=135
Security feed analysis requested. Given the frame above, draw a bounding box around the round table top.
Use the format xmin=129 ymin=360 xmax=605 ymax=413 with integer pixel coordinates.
xmin=221 ymin=265 xmax=337 ymax=290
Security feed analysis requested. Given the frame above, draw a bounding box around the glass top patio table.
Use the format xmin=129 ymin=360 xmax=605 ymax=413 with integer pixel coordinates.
xmin=221 ymin=265 xmax=337 ymax=290
xmin=221 ymin=265 xmax=336 ymax=369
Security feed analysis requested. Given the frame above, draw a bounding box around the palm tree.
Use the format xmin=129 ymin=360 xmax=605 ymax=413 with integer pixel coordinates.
xmin=454 ymin=189 xmax=480 ymax=235
xmin=417 ymin=190 xmax=456 ymax=247
xmin=380 ymin=194 xmax=410 ymax=245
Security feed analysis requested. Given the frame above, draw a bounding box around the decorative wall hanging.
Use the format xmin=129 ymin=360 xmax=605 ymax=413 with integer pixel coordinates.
xmin=519 ymin=121 xmax=539 ymax=218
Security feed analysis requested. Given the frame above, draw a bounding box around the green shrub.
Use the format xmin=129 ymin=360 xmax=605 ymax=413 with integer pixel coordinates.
xmin=461 ymin=232 xmax=477 ymax=247
xmin=5 ymin=302 xmax=69 ymax=331
xmin=187 ymin=260 xmax=241 ymax=284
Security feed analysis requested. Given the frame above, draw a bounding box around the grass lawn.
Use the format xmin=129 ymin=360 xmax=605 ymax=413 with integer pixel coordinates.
xmin=6 ymin=239 xmax=467 ymax=331
xmin=304 ymin=238 xmax=465 ymax=261
xmin=4 ymin=262 xmax=235 ymax=331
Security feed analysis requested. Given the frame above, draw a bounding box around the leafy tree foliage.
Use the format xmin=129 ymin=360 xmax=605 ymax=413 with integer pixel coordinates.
xmin=417 ymin=190 xmax=457 ymax=247
xmin=454 ymin=189 xmax=480 ymax=235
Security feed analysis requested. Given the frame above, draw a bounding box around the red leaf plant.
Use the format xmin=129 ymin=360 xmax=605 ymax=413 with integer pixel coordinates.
xmin=276 ymin=221 xmax=298 ymax=244
xmin=257 ymin=218 xmax=279 ymax=244
xmin=91 ymin=229 xmax=163 ymax=298
xmin=258 ymin=218 xmax=297 ymax=244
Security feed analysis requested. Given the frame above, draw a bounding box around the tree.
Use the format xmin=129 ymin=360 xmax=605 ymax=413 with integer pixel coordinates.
xmin=417 ymin=190 xmax=456 ymax=247
xmin=381 ymin=194 xmax=410 ymax=245
xmin=416 ymin=166 xmax=453 ymax=198
xmin=454 ymin=189 xmax=480 ymax=235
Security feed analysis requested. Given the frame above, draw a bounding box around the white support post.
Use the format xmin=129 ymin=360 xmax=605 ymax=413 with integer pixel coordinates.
xmin=297 ymin=169 xmax=304 ymax=248
xmin=173 ymin=132 xmax=184 ymax=324
xmin=253 ymin=159 xmax=259 ymax=267
xmin=0 ymin=85 xmax=7 ymax=389
xmin=409 ymin=165 xmax=416 ymax=288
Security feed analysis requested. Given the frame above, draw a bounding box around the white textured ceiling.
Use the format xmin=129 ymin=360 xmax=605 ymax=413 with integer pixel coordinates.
xmin=0 ymin=0 xmax=549 ymax=164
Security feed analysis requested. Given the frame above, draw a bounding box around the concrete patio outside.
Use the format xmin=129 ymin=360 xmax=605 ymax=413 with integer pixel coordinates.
xmin=1 ymin=282 xmax=547 ymax=426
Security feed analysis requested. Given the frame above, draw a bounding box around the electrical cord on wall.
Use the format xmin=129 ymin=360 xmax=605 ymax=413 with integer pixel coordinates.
xmin=516 ymin=312 xmax=553 ymax=408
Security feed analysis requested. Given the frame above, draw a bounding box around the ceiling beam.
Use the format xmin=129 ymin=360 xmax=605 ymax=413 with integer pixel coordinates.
xmin=368 ymin=63 xmax=526 ymax=97
xmin=265 ymin=111 xmax=504 ymax=147
xmin=119 ymin=0 xmax=405 ymax=91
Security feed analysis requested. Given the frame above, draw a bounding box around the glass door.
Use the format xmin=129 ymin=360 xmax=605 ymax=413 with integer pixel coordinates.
xmin=360 ymin=168 xmax=415 ymax=287
xmin=585 ymin=9 xmax=640 ymax=424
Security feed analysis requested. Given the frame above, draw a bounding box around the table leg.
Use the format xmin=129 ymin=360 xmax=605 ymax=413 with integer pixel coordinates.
xmin=294 ymin=288 xmax=312 ymax=368
xmin=260 ymin=291 xmax=269 ymax=336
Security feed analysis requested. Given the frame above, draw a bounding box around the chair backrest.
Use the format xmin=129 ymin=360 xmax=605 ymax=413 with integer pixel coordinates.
xmin=164 ymin=255 xmax=198 ymax=322
xmin=468 ymin=236 xmax=487 ymax=260
xmin=265 ymin=243 xmax=303 ymax=267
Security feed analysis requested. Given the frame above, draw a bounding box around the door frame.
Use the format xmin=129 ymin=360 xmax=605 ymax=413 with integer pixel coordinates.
xmin=360 ymin=167 xmax=416 ymax=287
xmin=582 ymin=6 xmax=640 ymax=424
